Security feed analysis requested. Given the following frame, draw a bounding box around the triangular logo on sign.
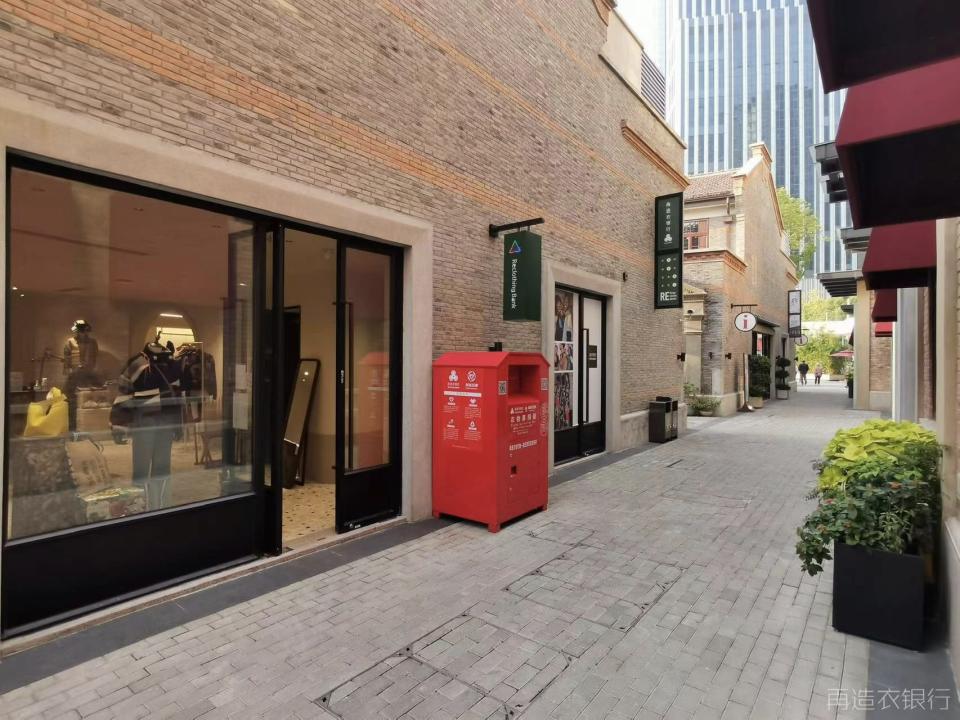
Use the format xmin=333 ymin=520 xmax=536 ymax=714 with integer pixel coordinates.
xmin=508 ymin=239 xmax=522 ymax=254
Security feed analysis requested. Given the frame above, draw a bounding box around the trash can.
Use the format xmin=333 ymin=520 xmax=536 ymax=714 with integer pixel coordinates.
xmin=657 ymin=396 xmax=679 ymax=439
xmin=649 ymin=399 xmax=670 ymax=443
xmin=432 ymin=351 xmax=549 ymax=532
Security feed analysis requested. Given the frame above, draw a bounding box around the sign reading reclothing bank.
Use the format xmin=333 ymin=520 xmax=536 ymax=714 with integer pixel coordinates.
xmin=502 ymin=231 xmax=542 ymax=321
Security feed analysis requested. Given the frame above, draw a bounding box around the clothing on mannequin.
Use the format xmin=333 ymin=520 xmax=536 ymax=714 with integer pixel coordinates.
xmin=63 ymin=320 xmax=102 ymax=432
xmin=110 ymin=342 xmax=190 ymax=510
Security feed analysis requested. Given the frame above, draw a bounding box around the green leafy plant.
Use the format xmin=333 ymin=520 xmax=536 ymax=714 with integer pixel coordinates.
xmin=683 ymin=382 xmax=699 ymax=401
xmin=690 ymin=395 xmax=720 ymax=415
xmin=796 ymin=330 xmax=847 ymax=373
xmin=796 ymin=420 xmax=941 ymax=576
xmin=775 ymin=357 xmax=792 ymax=390
xmin=817 ymin=419 xmax=940 ymax=491
xmin=748 ymin=354 xmax=771 ymax=399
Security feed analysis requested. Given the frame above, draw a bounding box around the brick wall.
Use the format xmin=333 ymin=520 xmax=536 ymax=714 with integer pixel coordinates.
xmin=864 ymin=290 xmax=891 ymax=394
xmin=683 ymin=146 xmax=796 ymax=397
xmin=0 ymin=0 xmax=687 ymax=413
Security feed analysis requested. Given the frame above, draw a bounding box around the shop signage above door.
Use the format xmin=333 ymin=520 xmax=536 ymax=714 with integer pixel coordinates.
xmin=654 ymin=192 xmax=683 ymax=309
xmin=787 ymin=289 xmax=802 ymax=338
xmin=502 ymin=231 xmax=542 ymax=321
xmin=734 ymin=312 xmax=757 ymax=332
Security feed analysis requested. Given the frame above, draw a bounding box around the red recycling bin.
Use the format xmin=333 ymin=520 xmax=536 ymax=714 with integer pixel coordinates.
xmin=432 ymin=351 xmax=549 ymax=532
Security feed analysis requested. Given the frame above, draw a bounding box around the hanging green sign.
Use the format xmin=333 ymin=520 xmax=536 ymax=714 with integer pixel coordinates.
xmin=502 ymin=230 xmax=542 ymax=321
xmin=654 ymin=192 xmax=683 ymax=309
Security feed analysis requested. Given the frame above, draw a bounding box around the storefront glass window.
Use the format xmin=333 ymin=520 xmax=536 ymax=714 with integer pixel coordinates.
xmin=6 ymin=166 xmax=254 ymax=539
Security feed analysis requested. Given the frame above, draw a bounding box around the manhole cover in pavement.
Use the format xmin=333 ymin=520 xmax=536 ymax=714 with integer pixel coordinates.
xmin=538 ymin=546 xmax=681 ymax=602
xmin=527 ymin=521 xmax=593 ymax=546
xmin=317 ymin=617 xmax=567 ymax=719
xmin=468 ymin=591 xmax=612 ymax=658
xmin=507 ymin=573 xmax=645 ymax=631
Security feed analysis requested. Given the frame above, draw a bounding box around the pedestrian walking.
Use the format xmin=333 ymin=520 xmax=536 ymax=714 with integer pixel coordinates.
xmin=814 ymin=363 xmax=824 ymax=385
xmin=798 ymin=361 xmax=809 ymax=385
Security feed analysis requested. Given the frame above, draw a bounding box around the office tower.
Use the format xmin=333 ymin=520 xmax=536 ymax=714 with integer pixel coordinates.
xmin=673 ymin=0 xmax=850 ymax=295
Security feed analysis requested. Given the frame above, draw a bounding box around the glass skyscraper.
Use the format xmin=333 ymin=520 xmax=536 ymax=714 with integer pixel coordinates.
xmin=671 ymin=0 xmax=850 ymax=294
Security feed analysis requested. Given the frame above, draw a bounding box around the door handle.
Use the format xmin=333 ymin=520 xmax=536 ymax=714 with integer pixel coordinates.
xmin=345 ymin=301 xmax=355 ymax=470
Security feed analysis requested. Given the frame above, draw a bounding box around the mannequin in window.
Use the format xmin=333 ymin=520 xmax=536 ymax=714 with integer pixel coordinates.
xmin=110 ymin=342 xmax=189 ymax=510
xmin=62 ymin=319 xmax=102 ymax=432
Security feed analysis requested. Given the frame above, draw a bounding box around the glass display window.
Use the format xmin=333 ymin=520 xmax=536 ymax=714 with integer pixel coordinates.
xmin=5 ymin=166 xmax=255 ymax=539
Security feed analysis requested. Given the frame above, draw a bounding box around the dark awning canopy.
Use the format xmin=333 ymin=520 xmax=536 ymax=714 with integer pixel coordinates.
xmin=841 ymin=227 xmax=871 ymax=254
xmin=861 ymin=221 xmax=936 ymax=290
xmin=836 ymin=56 xmax=960 ymax=228
xmin=807 ymin=0 xmax=960 ymax=92
xmin=818 ymin=270 xmax=860 ymax=298
xmin=871 ymin=288 xmax=898 ymax=323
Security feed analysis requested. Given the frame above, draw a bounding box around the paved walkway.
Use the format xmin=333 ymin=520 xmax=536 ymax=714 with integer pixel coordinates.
xmin=2 ymin=384 xmax=874 ymax=720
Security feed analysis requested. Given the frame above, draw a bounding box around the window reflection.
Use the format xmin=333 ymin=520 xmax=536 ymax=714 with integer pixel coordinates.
xmin=6 ymin=167 xmax=254 ymax=539
xmin=344 ymin=248 xmax=391 ymax=470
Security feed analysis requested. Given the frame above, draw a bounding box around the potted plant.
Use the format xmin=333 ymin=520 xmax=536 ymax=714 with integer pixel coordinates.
xmin=846 ymin=368 xmax=854 ymax=399
xmin=691 ymin=395 xmax=721 ymax=417
xmin=747 ymin=354 xmax=771 ymax=408
xmin=775 ymin=357 xmax=791 ymax=399
xmin=796 ymin=420 xmax=941 ymax=650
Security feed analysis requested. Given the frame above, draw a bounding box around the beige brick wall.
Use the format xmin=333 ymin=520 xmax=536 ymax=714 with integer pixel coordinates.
xmin=867 ymin=292 xmax=892 ymax=393
xmin=0 ymin=0 xmax=688 ymax=414
xmin=684 ymin=147 xmax=797 ymax=396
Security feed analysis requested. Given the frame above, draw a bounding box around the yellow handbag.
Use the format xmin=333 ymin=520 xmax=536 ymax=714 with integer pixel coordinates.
xmin=24 ymin=387 xmax=69 ymax=437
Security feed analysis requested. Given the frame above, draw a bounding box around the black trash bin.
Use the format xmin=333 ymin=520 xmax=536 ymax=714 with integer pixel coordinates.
xmin=657 ymin=396 xmax=679 ymax=439
xmin=649 ymin=399 xmax=672 ymax=443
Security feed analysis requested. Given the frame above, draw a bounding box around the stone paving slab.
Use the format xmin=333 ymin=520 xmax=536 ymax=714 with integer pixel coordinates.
xmin=0 ymin=385 xmax=874 ymax=720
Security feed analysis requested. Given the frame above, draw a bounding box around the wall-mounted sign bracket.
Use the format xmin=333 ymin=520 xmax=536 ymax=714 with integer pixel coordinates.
xmin=489 ymin=217 xmax=544 ymax=238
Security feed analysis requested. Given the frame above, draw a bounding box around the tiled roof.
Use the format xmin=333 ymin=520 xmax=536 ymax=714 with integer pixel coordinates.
xmin=685 ymin=171 xmax=735 ymax=201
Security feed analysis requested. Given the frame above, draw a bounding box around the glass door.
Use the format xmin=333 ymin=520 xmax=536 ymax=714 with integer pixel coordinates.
xmin=335 ymin=241 xmax=402 ymax=532
xmin=553 ymin=288 xmax=606 ymax=464
xmin=257 ymin=222 xmax=285 ymax=554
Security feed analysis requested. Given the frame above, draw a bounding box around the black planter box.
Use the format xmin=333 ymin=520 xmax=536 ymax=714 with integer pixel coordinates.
xmin=832 ymin=542 xmax=925 ymax=650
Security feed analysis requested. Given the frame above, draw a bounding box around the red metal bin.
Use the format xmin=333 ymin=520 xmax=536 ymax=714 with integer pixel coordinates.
xmin=432 ymin=351 xmax=549 ymax=532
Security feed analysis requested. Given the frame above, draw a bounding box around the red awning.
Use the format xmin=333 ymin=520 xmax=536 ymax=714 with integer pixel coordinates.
xmin=807 ymin=0 xmax=960 ymax=92
xmin=871 ymin=288 xmax=898 ymax=322
xmin=836 ymin=56 xmax=960 ymax=228
xmin=875 ymin=322 xmax=894 ymax=338
xmin=861 ymin=221 xmax=936 ymax=290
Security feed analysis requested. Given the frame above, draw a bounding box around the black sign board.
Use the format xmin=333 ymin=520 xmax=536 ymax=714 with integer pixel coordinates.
xmin=502 ymin=231 xmax=542 ymax=321
xmin=787 ymin=289 xmax=802 ymax=338
xmin=587 ymin=345 xmax=598 ymax=368
xmin=655 ymin=192 xmax=683 ymax=309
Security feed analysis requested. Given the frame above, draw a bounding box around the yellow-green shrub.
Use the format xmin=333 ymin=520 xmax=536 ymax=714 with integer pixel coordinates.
xmin=817 ymin=419 xmax=940 ymax=492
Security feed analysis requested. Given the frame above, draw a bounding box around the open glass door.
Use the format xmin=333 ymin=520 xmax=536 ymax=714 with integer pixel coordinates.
xmin=256 ymin=221 xmax=284 ymax=554
xmin=336 ymin=241 xmax=402 ymax=532
xmin=553 ymin=287 xmax=606 ymax=464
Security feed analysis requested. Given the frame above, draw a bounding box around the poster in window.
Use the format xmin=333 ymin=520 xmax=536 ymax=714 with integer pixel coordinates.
xmin=554 ymin=343 xmax=574 ymax=371
xmin=554 ymin=290 xmax=574 ymax=342
xmin=554 ymin=372 xmax=573 ymax=430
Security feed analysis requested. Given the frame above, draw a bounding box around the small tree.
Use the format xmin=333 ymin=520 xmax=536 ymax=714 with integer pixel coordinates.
xmin=796 ymin=331 xmax=847 ymax=372
xmin=748 ymin=355 xmax=772 ymax=399
xmin=777 ymin=188 xmax=819 ymax=280
xmin=802 ymin=295 xmax=853 ymax=322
